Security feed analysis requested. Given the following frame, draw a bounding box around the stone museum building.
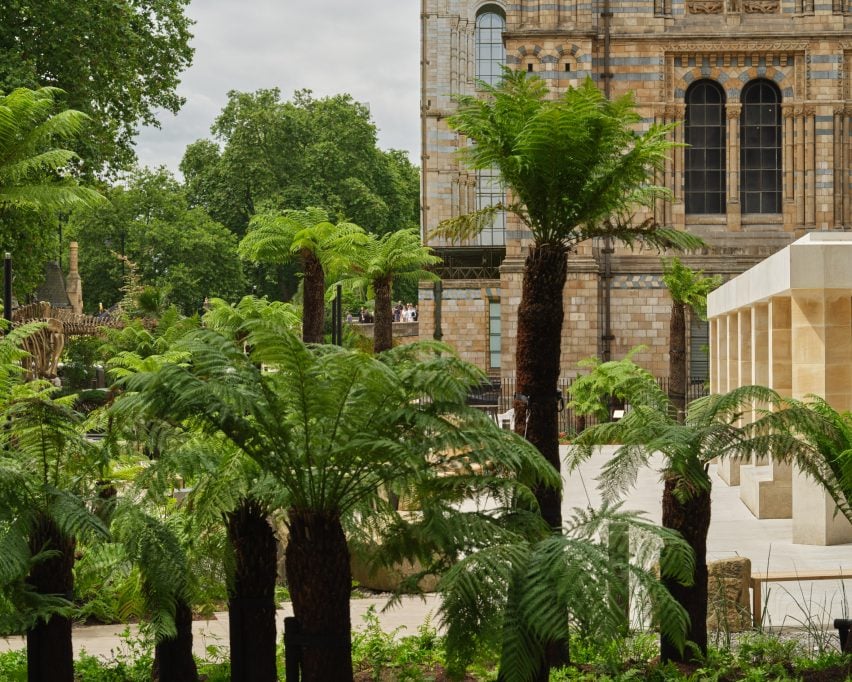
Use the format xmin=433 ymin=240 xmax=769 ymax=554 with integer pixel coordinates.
xmin=419 ymin=0 xmax=852 ymax=383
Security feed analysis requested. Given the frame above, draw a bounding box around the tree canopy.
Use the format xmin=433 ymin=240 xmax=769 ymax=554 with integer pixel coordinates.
xmin=181 ymin=88 xmax=419 ymax=236
xmin=0 ymin=0 xmax=194 ymax=172
xmin=67 ymin=168 xmax=245 ymax=315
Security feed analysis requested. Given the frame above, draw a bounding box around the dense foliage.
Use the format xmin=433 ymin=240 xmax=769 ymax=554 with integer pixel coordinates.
xmin=0 ymin=0 xmax=194 ymax=173
xmin=67 ymin=168 xmax=245 ymax=315
xmin=181 ymin=89 xmax=419 ymax=236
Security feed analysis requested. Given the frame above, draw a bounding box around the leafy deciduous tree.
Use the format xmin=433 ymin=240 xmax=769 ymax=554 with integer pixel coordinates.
xmin=0 ymin=0 xmax=194 ymax=172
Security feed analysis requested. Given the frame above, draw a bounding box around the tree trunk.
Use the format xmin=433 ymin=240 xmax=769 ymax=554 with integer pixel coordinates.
xmin=668 ymin=301 xmax=687 ymax=423
xmin=226 ymin=498 xmax=278 ymax=682
xmin=26 ymin=513 xmax=75 ymax=682
xmin=285 ymin=508 xmax=353 ymax=682
xmin=302 ymin=250 xmax=325 ymax=344
xmin=373 ymin=277 xmax=393 ymax=354
xmin=514 ymin=242 xmax=568 ymax=530
xmin=512 ymin=242 xmax=569 ymax=674
xmin=152 ymin=599 xmax=199 ymax=682
xmin=661 ymin=473 xmax=710 ymax=663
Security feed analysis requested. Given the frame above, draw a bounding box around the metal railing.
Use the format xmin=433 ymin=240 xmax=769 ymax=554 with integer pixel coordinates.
xmin=467 ymin=376 xmax=710 ymax=435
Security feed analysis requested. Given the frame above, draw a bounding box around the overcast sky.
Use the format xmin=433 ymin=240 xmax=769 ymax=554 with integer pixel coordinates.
xmin=133 ymin=0 xmax=421 ymax=174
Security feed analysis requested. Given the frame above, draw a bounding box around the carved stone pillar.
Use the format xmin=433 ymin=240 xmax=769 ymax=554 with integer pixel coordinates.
xmin=795 ymin=105 xmax=806 ymax=228
xmin=672 ymin=103 xmax=686 ymax=230
xmin=834 ymin=106 xmax=844 ymax=229
xmin=783 ymin=104 xmax=795 ymax=229
xmin=805 ymin=105 xmax=816 ymax=227
xmin=727 ymin=103 xmax=742 ymax=231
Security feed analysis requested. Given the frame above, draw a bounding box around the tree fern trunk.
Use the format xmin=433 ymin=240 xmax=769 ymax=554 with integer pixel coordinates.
xmin=152 ymin=598 xmax=199 ymax=682
xmin=226 ymin=498 xmax=278 ymax=682
xmin=373 ymin=278 xmax=393 ymax=353
xmin=26 ymin=513 xmax=75 ymax=682
xmin=513 ymin=242 xmax=569 ymax=674
xmin=661 ymin=473 xmax=710 ymax=663
xmin=285 ymin=508 xmax=353 ymax=681
xmin=668 ymin=301 xmax=687 ymax=423
xmin=302 ymin=250 xmax=325 ymax=344
xmin=514 ymin=242 xmax=568 ymax=530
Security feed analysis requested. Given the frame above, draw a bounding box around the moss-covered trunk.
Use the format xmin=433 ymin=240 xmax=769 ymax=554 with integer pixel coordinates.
xmin=661 ymin=473 xmax=710 ymax=663
xmin=26 ymin=513 xmax=75 ymax=682
xmin=227 ymin=498 xmax=278 ymax=682
xmin=285 ymin=508 xmax=353 ymax=681
xmin=302 ymin=250 xmax=325 ymax=344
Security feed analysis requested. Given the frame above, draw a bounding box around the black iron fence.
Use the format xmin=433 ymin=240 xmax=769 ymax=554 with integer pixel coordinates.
xmin=467 ymin=376 xmax=710 ymax=436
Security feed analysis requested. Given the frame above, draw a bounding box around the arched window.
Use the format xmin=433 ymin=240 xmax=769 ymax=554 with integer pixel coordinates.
xmin=685 ymin=80 xmax=727 ymax=215
xmin=474 ymin=6 xmax=507 ymax=246
xmin=475 ymin=7 xmax=505 ymax=87
xmin=740 ymin=80 xmax=782 ymax=214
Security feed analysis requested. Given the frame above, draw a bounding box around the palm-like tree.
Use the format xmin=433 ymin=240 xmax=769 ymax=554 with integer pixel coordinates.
xmin=0 ymin=87 xmax=103 ymax=212
xmin=341 ymin=228 xmax=439 ymax=353
xmin=118 ymin=315 xmax=557 ymax=681
xmin=0 ymin=378 xmax=109 ymax=682
xmin=238 ymin=207 xmax=364 ymax=343
xmin=433 ymin=72 xmax=701 ymax=533
xmin=437 ymin=504 xmax=693 ymax=681
xmin=569 ymin=358 xmax=779 ymax=662
xmin=662 ymin=258 xmax=721 ymax=421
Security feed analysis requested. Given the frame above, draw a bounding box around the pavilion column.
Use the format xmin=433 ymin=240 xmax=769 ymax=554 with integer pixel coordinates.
xmin=718 ymin=311 xmax=741 ymax=485
xmin=790 ymin=289 xmax=852 ymax=544
xmin=740 ymin=299 xmax=792 ymax=518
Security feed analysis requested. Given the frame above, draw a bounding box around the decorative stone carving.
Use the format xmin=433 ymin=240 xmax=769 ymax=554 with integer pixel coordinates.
xmin=687 ymin=0 xmax=723 ymax=12
xmin=727 ymin=104 xmax=743 ymax=119
xmin=742 ymin=0 xmax=780 ymax=11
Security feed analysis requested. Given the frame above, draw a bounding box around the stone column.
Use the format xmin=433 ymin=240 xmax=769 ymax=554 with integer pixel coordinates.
xmin=709 ymin=317 xmax=719 ymax=394
xmin=783 ymin=105 xmax=796 ymax=228
xmin=834 ymin=106 xmax=844 ymax=229
xmin=740 ymin=299 xmax=792 ymax=518
xmin=790 ymin=289 xmax=852 ymax=544
xmin=672 ymin=104 xmax=686 ymax=230
xmin=805 ymin=106 xmax=816 ymax=227
xmin=795 ymin=106 xmax=806 ymax=228
xmin=727 ymin=103 xmax=742 ymax=231
xmin=718 ymin=311 xmax=741 ymax=485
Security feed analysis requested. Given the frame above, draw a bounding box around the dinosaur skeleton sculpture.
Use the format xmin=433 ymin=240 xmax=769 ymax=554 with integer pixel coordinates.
xmin=12 ymin=302 xmax=122 ymax=380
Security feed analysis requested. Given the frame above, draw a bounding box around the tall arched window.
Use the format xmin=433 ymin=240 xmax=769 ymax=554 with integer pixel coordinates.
xmin=475 ymin=7 xmax=505 ymax=86
xmin=685 ymin=80 xmax=727 ymax=215
xmin=474 ymin=6 xmax=506 ymax=245
xmin=740 ymin=80 xmax=782 ymax=214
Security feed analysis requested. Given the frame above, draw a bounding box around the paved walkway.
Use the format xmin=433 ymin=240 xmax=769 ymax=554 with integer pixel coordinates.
xmin=1 ymin=445 xmax=849 ymax=660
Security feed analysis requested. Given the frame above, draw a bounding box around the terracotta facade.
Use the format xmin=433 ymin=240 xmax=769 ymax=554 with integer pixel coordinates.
xmin=420 ymin=0 xmax=852 ymax=380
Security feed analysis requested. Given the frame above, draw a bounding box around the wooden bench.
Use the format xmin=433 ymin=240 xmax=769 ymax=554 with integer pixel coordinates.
xmin=750 ymin=570 xmax=852 ymax=627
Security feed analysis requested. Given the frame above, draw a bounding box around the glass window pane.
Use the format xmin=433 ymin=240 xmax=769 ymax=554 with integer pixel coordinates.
xmin=685 ymin=80 xmax=727 ymax=215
